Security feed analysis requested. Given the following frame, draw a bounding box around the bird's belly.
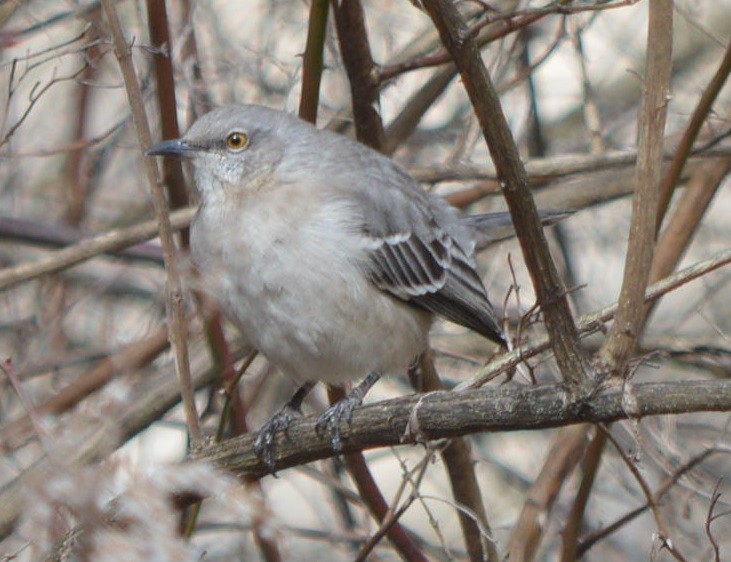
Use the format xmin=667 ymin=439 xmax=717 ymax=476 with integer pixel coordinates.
xmin=192 ymin=202 xmax=431 ymax=385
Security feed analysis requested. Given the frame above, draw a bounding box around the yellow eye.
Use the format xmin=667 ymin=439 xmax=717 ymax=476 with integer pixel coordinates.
xmin=225 ymin=131 xmax=248 ymax=151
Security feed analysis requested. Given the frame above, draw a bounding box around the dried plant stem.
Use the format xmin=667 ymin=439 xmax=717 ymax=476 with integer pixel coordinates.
xmin=0 ymin=207 xmax=194 ymax=291
xmin=419 ymin=351 xmax=497 ymax=562
xmin=422 ymin=0 xmax=591 ymax=388
xmin=656 ymin=38 xmax=731 ymax=226
xmin=597 ymin=0 xmax=673 ymax=374
xmin=464 ymin=246 xmax=731 ymax=390
xmin=328 ymin=389 xmax=429 ymax=562
xmin=101 ymin=0 xmax=201 ymax=444
xmin=299 ymin=0 xmax=329 ymax=123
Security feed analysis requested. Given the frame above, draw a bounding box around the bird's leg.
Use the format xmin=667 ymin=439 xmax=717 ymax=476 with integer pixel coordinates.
xmin=316 ymin=372 xmax=381 ymax=455
xmin=254 ymin=381 xmax=315 ymax=472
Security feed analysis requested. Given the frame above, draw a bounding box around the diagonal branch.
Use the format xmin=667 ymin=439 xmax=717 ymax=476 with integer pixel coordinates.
xmin=422 ymin=0 xmax=591 ymax=388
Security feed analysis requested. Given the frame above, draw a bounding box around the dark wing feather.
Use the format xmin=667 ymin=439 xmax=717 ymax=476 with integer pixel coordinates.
xmin=366 ymin=228 xmax=505 ymax=345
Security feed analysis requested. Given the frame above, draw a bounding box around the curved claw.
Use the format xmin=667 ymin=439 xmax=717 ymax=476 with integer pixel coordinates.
xmin=253 ymin=406 xmax=301 ymax=473
xmin=315 ymin=399 xmax=358 ymax=454
xmin=315 ymin=372 xmax=381 ymax=455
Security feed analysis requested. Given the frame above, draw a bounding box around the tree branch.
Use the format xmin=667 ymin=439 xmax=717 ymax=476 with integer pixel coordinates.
xmin=194 ymin=379 xmax=731 ymax=479
xmin=422 ymin=0 xmax=591 ymax=389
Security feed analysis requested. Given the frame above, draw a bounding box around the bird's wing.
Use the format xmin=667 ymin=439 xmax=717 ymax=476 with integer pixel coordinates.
xmin=317 ymin=135 xmax=505 ymax=344
xmin=361 ymin=205 xmax=504 ymax=345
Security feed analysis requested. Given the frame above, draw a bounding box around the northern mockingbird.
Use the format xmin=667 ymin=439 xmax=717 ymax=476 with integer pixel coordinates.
xmin=149 ymin=104 xmax=512 ymax=467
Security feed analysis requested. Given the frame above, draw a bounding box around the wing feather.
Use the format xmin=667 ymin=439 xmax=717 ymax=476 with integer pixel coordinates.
xmin=366 ymin=227 xmax=504 ymax=345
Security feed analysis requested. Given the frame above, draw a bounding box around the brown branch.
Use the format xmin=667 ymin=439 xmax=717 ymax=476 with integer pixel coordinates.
xmin=600 ymin=424 xmax=689 ymax=562
xmin=422 ymin=0 xmax=591 ymax=388
xmin=463 ymin=246 xmax=731 ymax=390
xmin=596 ymin=0 xmax=674 ymax=375
xmin=506 ymin=425 xmax=589 ymax=562
xmin=145 ymin=0 xmax=189 ymax=213
xmin=410 ymin=144 xmax=731 ymax=183
xmin=101 ymin=0 xmax=201 ymax=443
xmin=576 ymin=448 xmax=718 ymax=556
xmin=332 ymin=0 xmax=385 ymax=150
xmin=0 ymin=215 xmax=168 ymax=264
xmin=657 ymin=37 xmax=731 ymax=228
xmin=0 ymin=328 xmax=170 ymax=453
xmin=647 ymin=158 xmax=730 ymax=317
xmin=419 ymin=351 xmax=497 ymax=562
xmin=559 ymin=428 xmax=605 ymax=562
xmin=0 ymin=337 xmax=234 ymax=541
xmin=298 ymin=0 xmax=330 ymax=123
xmin=0 ymin=207 xmax=195 ymax=291
xmin=194 ymin=379 xmax=731 ymax=479
xmin=327 ymin=387 xmax=429 ymax=562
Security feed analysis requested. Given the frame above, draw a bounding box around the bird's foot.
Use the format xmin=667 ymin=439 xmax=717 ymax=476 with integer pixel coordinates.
xmin=253 ymin=382 xmax=314 ymax=473
xmin=253 ymin=404 xmax=302 ymax=474
xmin=315 ymin=372 xmax=380 ymax=455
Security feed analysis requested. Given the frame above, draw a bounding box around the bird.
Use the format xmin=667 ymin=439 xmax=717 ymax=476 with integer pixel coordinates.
xmin=148 ymin=104 xmax=508 ymax=469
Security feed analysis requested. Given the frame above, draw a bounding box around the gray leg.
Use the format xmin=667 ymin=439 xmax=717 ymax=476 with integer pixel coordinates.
xmin=316 ymin=372 xmax=381 ymax=454
xmin=254 ymin=381 xmax=316 ymax=473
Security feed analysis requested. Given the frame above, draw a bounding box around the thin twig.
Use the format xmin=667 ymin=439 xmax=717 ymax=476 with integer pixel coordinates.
xmin=101 ymin=0 xmax=201 ymax=444
xmin=600 ymin=424 xmax=689 ymax=562
xmin=657 ymin=37 xmax=731 ymax=228
xmin=0 ymin=207 xmax=195 ymax=291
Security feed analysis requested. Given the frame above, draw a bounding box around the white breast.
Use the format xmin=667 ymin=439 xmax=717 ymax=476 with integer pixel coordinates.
xmin=191 ymin=183 xmax=431 ymax=384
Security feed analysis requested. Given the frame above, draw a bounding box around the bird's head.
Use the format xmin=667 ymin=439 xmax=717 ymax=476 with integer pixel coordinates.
xmin=147 ymin=105 xmax=290 ymax=200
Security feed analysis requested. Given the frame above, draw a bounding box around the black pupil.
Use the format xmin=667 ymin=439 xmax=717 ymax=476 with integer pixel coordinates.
xmin=230 ymin=134 xmax=240 ymax=145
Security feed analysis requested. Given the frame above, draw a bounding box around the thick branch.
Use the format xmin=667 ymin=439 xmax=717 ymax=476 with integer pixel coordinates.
xmin=332 ymin=0 xmax=385 ymax=150
xmin=194 ymin=380 xmax=731 ymax=479
xmin=422 ymin=0 xmax=591 ymax=388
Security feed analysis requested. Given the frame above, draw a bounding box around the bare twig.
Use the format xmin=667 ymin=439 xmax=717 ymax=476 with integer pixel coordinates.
xmin=419 ymin=351 xmax=497 ymax=562
xmin=577 ymin=448 xmax=717 ymax=556
xmin=0 ymin=207 xmax=195 ymax=291
xmin=462 ymin=246 xmax=731 ymax=389
xmin=101 ymin=0 xmax=201 ymax=444
xmin=299 ymin=0 xmax=330 ymax=123
xmin=597 ymin=0 xmax=674 ymax=375
xmin=506 ymin=425 xmax=588 ymax=562
xmin=600 ymin=425 xmax=689 ymax=562
xmin=331 ymin=389 xmax=429 ymax=562
xmin=657 ymin=38 xmax=731 ymax=227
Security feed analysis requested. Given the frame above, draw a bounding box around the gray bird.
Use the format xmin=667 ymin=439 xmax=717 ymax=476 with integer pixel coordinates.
xmin=148 ymin=104 xmax=510 ymax=467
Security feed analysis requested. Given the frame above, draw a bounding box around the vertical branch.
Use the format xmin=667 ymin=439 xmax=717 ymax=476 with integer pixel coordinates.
xmin=331 ymin=0 xmax=385 ymax=150
xmin=179 ymin=0 xmax=213 ymax=115
xmin=101 ymin=0 xmax=201 ymax=444
xmin=597 ymin=0 xmax=674 ymax=374
xmin=327 ymin=388 xmax=429 ymax=562
xmin=506 ymin=425 xmax=589 ymax=562
xmin=422 ymin=0 xmax=591 ymax=388
xmin=299 ymin=0 xmax=330 ymax=123
xmin=419 ymin=352 xmax=498 ymax=562
xmin=145 ymin=0 xmax=189 ymax=213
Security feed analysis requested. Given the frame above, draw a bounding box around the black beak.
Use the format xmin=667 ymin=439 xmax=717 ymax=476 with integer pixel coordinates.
xmin=146 ymin=139 xmax=196 ymax=157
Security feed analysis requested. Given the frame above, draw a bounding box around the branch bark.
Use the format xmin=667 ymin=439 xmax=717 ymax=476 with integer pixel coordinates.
xmin=195 ymin=379 xmax=731 ymax=479
xmin=422 ymin=0 xmax=591 ymax=389
xmin=597 ymin=0 xmax=674 ymax=374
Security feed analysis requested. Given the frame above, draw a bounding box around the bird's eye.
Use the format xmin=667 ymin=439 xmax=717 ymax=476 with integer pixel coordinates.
xmin=225 ymin=131 xmax=248 ymax=151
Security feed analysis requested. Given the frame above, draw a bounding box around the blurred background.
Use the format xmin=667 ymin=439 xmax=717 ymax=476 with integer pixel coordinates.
xmin=0 ymin=1 xmax=729 ymax=560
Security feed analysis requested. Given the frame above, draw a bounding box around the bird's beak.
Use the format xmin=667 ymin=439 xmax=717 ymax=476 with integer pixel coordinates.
xmin=146 ymin=139 xmax=197 ymax=157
